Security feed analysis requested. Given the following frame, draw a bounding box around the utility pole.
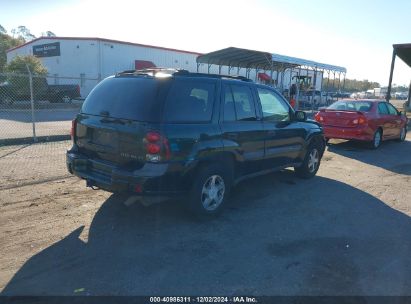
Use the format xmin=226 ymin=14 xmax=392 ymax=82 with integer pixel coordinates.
xmin=406 ymin=80 xmax=411 ymax=113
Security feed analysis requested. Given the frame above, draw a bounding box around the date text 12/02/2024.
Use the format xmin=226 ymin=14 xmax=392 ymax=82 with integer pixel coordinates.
xmin=149 ymin=297 xmax=258 ymax=303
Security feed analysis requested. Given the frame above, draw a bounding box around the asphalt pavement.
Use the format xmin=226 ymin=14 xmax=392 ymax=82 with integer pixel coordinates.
xmin=0 ymin=108 xmax=79 ymax=140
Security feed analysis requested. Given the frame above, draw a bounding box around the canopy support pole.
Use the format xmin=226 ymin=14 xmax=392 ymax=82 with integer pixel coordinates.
xmin=296 ymin=68 xmax=301 ymax=110
xmin=319 ymin=70 xmax=323 ymax=93
xmin=311 ymin=68 xmax=317 ymax=113
xmin=246 ymin=68 xmax=251 ymax=78
xmin=326 ymin=70 xmax=330 ymax=93
xmin=337 ymin=72 xmax=341 ymax=101
xmin=386 ymin=48 xmax=396 ymax=102
xmin=406 ymin=80 xmax=411 ymax=112
xmin=342 ymin=73 xmax=346 ymax=91
xmin=255 ymin=66 xmax=259 ymax=82
xmin=326 ymin=71 xmax=331 ymax=105
xmin=280 ymin=64 xmax=285 ymax=90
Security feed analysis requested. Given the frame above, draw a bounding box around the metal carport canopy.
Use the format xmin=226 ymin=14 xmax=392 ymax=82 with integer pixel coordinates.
xmin=394 ymin=43 xmax=411 ymax=68
xmin=196 ymin=47 xmax=347 ymax=73
xmin=386 ymin=43 xmax=411 ymax=106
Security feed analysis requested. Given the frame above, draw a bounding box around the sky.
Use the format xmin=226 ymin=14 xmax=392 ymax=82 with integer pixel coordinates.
xmin=1 ymin=0 xmax=410 ymax=86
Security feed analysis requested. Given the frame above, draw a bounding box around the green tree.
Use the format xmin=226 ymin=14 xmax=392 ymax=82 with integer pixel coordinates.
xmin=0 ymin=27 xmax=26 ymax=72
xmin=322 ymin=77 xmax=380 ymax=92
xmin=5 ymin=55 xmax=47 ymax=75
xmin=45 ymin=31 xmax=56 ymax=37
xmin=392 ymin=85 xmax=408 ymax=93
xmin=11 ymin=25 xmax=36 ymax=41
xmin=5 ymin=55 xmax=48 ymax=98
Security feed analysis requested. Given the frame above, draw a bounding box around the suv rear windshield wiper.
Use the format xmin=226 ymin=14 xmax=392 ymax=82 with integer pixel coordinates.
xmin=100 ymin=117 xmax=126 ymax=125
xmin=238 ymin=117 xmax=258 ymax=121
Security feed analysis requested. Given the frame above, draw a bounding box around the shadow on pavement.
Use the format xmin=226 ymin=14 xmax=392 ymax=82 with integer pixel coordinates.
xmin=2 ymin=171 xmax=411 ymax=295
xmin=327 ymin=138 xmax=411 ymax=176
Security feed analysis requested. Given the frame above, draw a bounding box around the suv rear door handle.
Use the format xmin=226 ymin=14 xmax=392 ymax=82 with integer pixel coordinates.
xmin=267 ymin=130 xmax=276 ymax=136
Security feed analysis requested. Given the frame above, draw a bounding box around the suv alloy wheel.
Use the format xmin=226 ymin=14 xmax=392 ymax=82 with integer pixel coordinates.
xmin=187 ymin=164 xmax=231 ymax=215
xmin=295 ymin=141 xmax=322 ymax=178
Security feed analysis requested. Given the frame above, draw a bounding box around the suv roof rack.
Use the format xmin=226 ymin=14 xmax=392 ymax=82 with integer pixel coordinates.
xmin=116 ymin=67 xmax=183 ymax=77
xmin=173 ymin=70 xmax=252 ymax=82
xmin=116 ymin=68 xmax=252 ymax=82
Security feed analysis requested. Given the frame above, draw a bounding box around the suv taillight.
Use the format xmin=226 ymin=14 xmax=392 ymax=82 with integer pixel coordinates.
xmin=71 ymin=119 xmax=77 ymax=142
xmin=144 ymin=131 xmax=170 ymax=162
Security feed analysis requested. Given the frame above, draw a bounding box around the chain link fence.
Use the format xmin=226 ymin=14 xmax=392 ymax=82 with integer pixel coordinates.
xmin=0 ymin=72 xmax=99 ymax=188
xmin=0 ymin=72 xmax=99 ymax=144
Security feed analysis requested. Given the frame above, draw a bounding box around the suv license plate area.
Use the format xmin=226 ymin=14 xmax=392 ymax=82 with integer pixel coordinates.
xmin=92 ymin=129 xmax=118 ymax=148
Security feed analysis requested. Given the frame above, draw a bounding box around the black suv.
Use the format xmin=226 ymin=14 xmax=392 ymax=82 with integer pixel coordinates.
xmin=67 ymin=69 xmax=325 ymax=215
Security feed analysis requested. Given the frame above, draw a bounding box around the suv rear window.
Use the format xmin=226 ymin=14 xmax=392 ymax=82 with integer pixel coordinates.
xmin=81 ymin=76 xmax=166 ymax=121
xmin=163 ymin=79 xmax=215 ymax=122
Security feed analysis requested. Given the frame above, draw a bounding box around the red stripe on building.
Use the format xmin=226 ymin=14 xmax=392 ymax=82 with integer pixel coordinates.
xmin=7 ymin=36 xmax=203 ymax=56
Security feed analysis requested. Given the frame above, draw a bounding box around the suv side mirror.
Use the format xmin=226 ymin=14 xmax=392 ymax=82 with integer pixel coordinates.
xmin=295 ymin=110 xmax=306 ymax=121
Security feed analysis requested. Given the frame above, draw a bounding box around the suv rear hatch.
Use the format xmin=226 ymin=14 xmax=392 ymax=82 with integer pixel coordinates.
xmin=74 ymin=76 xmax=171 ymax=170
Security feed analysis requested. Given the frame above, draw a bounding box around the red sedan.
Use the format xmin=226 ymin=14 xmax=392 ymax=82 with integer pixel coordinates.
xmin=314 ymin=99 xmax=408 ymax=149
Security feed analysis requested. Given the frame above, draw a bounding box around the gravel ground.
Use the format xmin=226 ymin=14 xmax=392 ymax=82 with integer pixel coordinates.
xmin=0 ymin=141 xmax=71 ymax=190
xmin=0 ymin=136 xmax=411 ymax=296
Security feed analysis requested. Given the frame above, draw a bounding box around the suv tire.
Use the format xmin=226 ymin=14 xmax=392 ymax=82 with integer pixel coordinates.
xmin=187 ymin=164 xmax=231 ymax=215
xmin=294 ymin=141 xmax=322 ymax=179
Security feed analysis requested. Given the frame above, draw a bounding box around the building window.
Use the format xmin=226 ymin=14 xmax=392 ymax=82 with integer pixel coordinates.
xmin=80 ymin=73 xmax=85 ymax=87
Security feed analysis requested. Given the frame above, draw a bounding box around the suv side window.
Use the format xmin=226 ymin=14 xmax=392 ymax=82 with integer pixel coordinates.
xmin=257 ymin=88 xmax=290 ymax=121
xmin=386 ymin=103 xmax=398 ymax=115
xmin=230 ymin=85 xmax=257 ymax=121
xmin=378 ymin=103 xmax=389 ymax=115
xmin=164 ymin=80 xmax=215 ymax=122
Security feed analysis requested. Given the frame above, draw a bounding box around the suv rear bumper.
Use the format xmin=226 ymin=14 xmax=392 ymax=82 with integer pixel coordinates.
xmin=66 ymin=150 xmax=186 ymax=201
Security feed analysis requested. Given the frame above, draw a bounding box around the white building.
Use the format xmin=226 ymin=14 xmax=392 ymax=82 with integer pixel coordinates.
xmin=6 ymin=37 xmax=202 ymax=97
